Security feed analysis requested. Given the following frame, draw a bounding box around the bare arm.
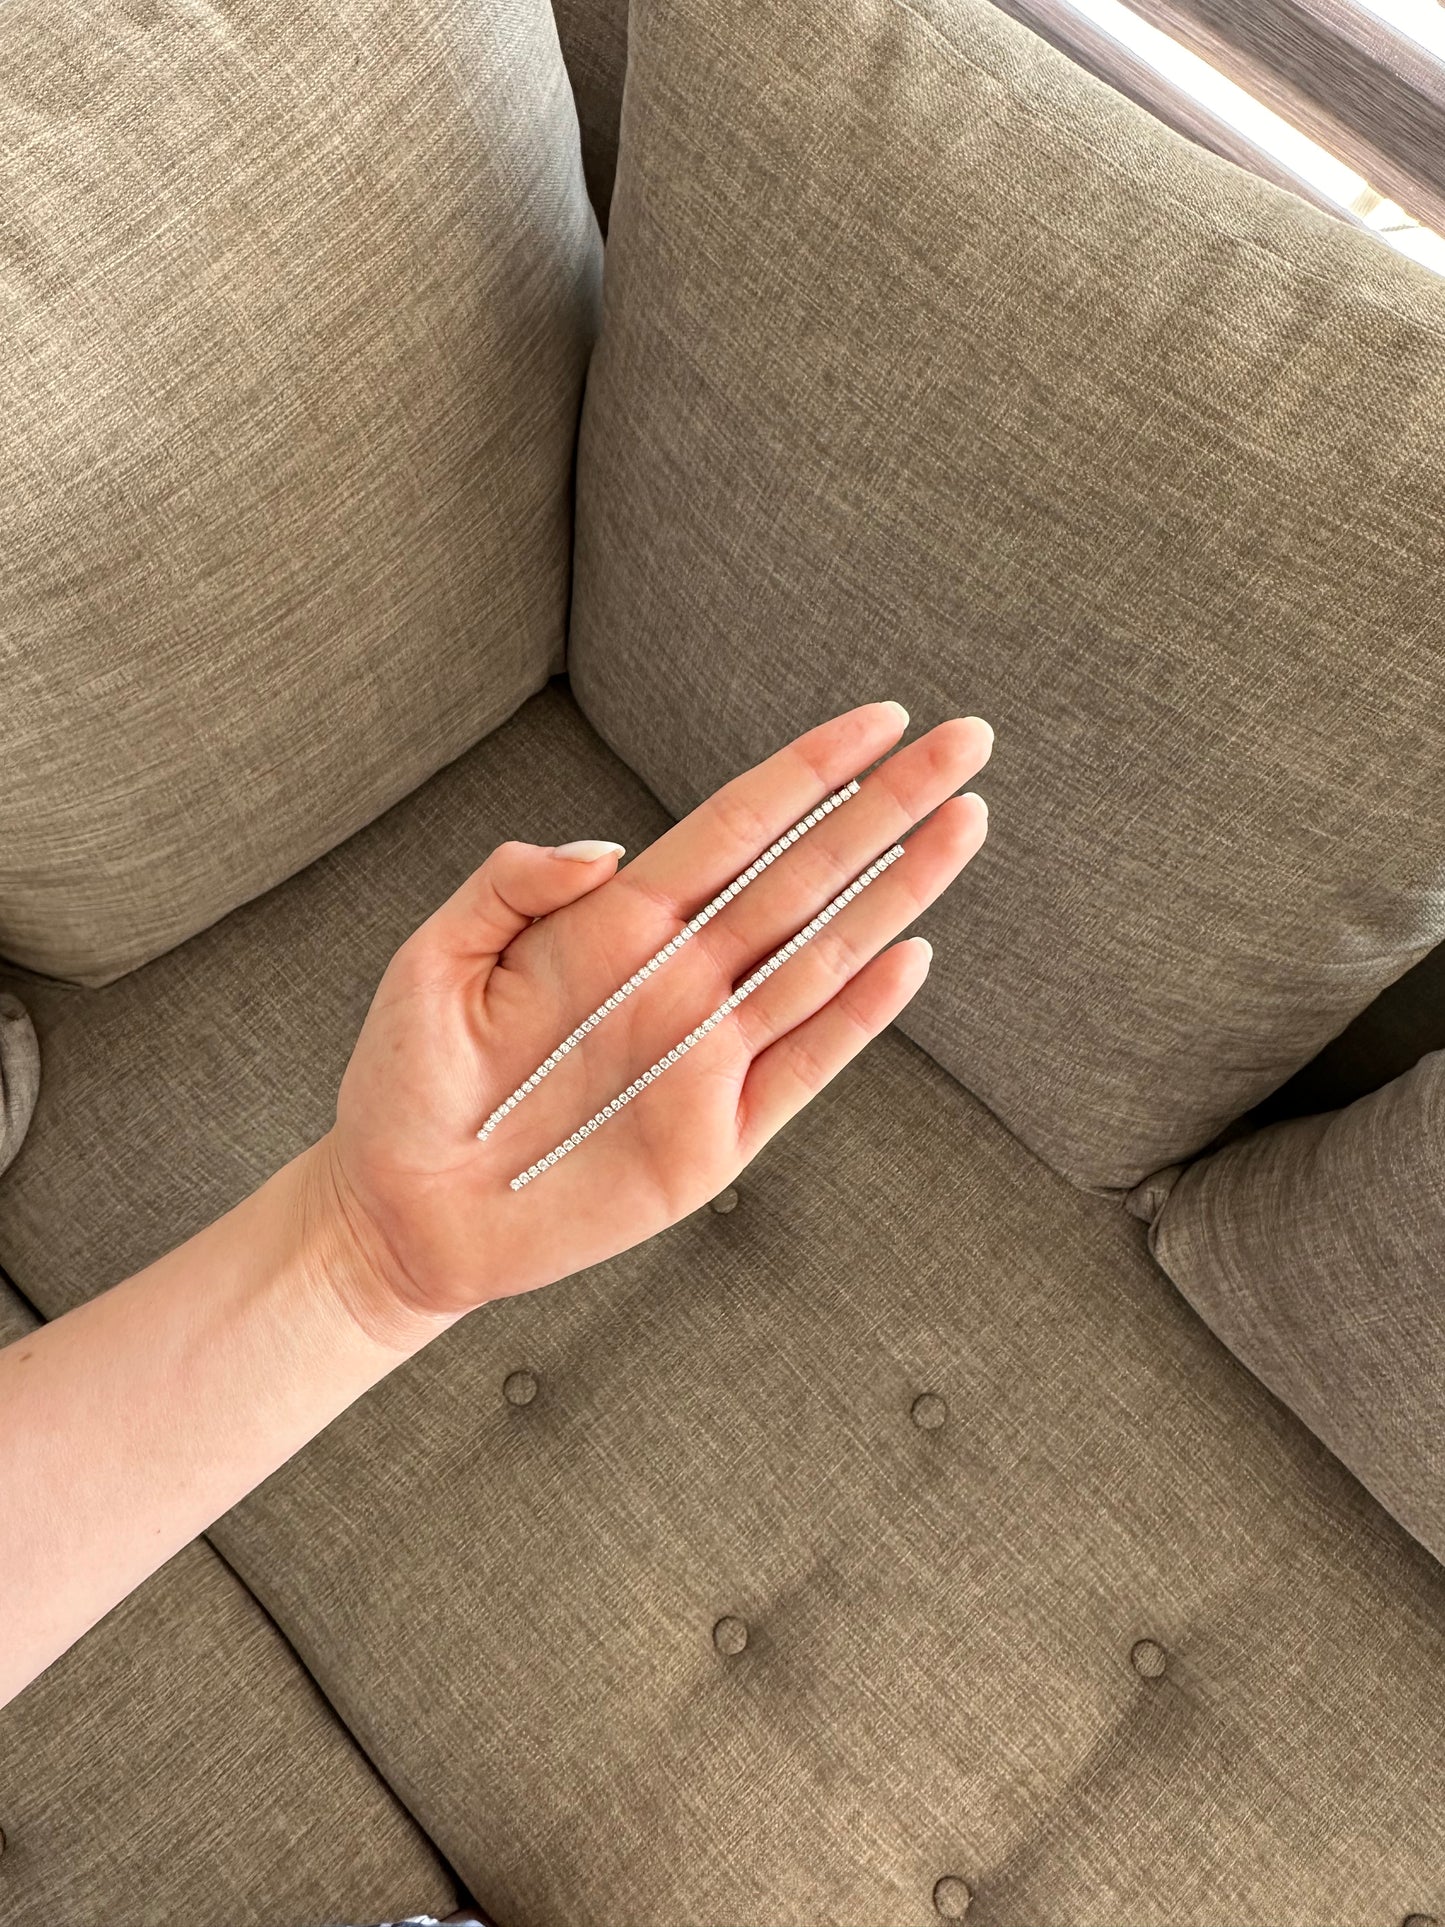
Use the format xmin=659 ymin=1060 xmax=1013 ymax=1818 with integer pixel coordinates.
xmin=0 ymin=1145 xmax=453 ymax=1705
xmin=0 ymin=700 xmax=991 ymax=1708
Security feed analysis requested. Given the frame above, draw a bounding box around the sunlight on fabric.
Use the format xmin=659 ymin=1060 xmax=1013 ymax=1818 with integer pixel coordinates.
xmin=1062 ymin=0 xmax=1445 ymax=275
xmin=1354 ymin=0 xmax=1445 ymax=61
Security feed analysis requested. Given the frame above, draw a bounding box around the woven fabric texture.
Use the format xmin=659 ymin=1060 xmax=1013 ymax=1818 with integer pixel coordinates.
xmin=551 ymin=0 xmax=628 ymax=226
xmin=0 ymin=0 xmax=601 ymax=985
xmin=567 ymin=0 xmax=1445 ymax=1194
xmin=1144 ymin=1049 xmax=1445 ymax=1565
xmin=0 ymin=994 xmax=39 ymax=1178
xmin=0 ymin=1284 xmax=456 ymax=1927
xmin=1255 ymin=937 xmax=1445 ymax=1123
xmin=3 ymin=685 xmax=1442 ymax=1926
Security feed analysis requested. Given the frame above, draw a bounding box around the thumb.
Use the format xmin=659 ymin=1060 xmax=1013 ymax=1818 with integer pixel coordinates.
xmin=426 ymin=838 xmax=626 ymax=961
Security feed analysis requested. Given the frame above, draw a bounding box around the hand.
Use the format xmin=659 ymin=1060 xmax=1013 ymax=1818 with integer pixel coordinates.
xmin=317 ymin=702 xmax=992 ymax=1340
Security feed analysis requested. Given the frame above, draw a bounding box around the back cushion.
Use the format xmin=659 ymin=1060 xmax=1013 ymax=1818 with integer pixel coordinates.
xmin=550 ymin=0 xmax=629 ymax=227
xmin=1253 ymin=938 xmax=1445 ymax=1124
xmin=1 ymin=0 xmax=601 ymax=985
xmin=568 ymin=0 xmax=1445 ymax=1193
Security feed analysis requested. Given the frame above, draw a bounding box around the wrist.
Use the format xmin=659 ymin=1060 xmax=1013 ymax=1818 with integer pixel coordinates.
xmin=285 ymin=1136 xmax=465 ymax=1359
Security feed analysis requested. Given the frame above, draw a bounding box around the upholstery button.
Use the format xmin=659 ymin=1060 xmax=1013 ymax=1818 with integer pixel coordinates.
xmin=712 ymin=1615 xmax=748 ymax=1655
xmin=1131 ymin=1638 xmax=1167 ymax=1679
xmin=911 ymin=1392 xmax=948 ymax=1430
xmin=932 ymin=1874 xmax=972 ymax=1918
xmin=709 ymin=1186 xmax=739 ymax=1214
xmin=502 ymin=1370 xmax=538 ymax=1407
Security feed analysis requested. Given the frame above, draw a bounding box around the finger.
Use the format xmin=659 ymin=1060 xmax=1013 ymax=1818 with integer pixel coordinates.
xmin=692 ymin=717 xmax=991 ymax=984
xmin=729 ymin=790 xmax=985 ymax=1053
xmin=424 ymin=838 xmax=625 ymax=961
xmin=736 ymin=937 xmax=934 ymax=1160
xmin=618 ymin=700 xmax=911 ymax=915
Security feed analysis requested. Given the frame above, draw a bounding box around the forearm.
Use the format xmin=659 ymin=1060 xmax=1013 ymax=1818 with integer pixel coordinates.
xmin=0 ymin=1139 xmax=458 ymax=1709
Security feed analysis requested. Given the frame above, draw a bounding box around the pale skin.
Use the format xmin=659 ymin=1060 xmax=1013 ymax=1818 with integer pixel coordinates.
xmin=0 ymin=700 xmax=991 ymax=1711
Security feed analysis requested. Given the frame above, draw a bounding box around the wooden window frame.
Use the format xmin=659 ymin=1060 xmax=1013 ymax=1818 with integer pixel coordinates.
xmin=994 ymin=0 xmax=1445 ymax=234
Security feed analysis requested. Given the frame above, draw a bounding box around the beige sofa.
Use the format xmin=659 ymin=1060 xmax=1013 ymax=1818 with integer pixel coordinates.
xmin=1 ymin=0 xmax=1441 ymax=1923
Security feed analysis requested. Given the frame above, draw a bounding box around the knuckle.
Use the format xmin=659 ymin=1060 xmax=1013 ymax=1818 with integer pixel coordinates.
xmin=814 ymin=923 xmax=864 ymax=982
xmin=790 ymin=734 xmax=834 ymax=790
xmin=833 ymin=977 xmax=878 ymax=1042
xmin=708 ymin=780 xmax=771 ymax=851
xmin=784 ymin=1031 xmax=829 ymax=1091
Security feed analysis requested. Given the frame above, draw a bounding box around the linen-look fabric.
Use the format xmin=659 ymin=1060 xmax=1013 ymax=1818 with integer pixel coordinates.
xmin=0 ymin=1285 xmax=458 ymax=1927
xmin=0 ymin=994 xmax=39 ymax=1178
xmin=1140 ymin=1051 xmax=1445 ymax=1565
xmin=1255 ymin=936 xmax=1445 ymax=1123
xmin=4 ymin=685 xmax=1443 ymax=1925
xmin=0 ymin=0 xmax=601 ymax=985
xmin=551 ymin=0 xmax=629 ymax=225
xmin=567 ymin=0 xmax=1445 ymax=1193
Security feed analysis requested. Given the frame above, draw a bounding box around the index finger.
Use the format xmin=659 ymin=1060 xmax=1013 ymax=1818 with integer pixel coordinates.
xmin=618 ymin=700 xmax=911 ymax=914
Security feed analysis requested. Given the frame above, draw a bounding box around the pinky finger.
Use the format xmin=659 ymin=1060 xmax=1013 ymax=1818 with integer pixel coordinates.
xmin=735 ymin=936 xmax=933 ymax=1163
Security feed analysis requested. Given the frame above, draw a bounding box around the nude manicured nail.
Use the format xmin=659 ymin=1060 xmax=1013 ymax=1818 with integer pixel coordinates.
xmin=914 ymin=938 xmax=934 ymax=963
xmin=553 ymin=839 xmax=626 ymax=862
xmin=882 ymin=700 xmax=909 ymax=728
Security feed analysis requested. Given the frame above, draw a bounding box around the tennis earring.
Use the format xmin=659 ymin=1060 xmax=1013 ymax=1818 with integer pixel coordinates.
xmin=477 ymin=778 xmax=863 ymax=1143
xmin=507 ymin=843 xmax=906 ymax=1189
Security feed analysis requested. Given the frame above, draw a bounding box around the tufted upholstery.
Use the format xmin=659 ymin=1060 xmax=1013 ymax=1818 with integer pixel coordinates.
xmin=0 ymin=1280 xmax=460 ymax=1927
xmin=3 ymin=683 xmax=1443 ymax=1924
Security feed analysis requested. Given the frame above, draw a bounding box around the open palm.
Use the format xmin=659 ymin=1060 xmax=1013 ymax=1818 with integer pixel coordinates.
xmin=322 ymin=701 xmax=992 ymax=1328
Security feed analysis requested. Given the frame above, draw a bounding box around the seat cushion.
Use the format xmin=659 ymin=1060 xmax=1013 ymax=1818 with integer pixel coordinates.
xmin=1140 ymin=1050 xmax=1445 ymax=1566
xmin=3 ymin=682 xmax=1443 ymax=1925
xmin=566 ymin=0 xmax=1445 ymax=1195
xmin=0 ymin=0 xmax=600 ymax=985
xmin=0 ymin=1283 xmax=457 ymax=1927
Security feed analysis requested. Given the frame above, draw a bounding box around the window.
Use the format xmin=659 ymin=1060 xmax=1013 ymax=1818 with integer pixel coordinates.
xmin=994 ymin=0 xmax=1445 ymax=274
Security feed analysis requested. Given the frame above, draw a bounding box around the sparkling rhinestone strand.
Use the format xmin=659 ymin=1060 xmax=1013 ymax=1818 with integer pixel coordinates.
xmin=508 ymin=842 xmax=906 ymax=1189
xmin=477 ymin=778 xmax=862 ymax=1142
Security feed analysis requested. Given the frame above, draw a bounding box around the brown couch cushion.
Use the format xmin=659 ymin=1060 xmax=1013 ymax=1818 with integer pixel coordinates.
xmin=566 ymin=0 xmax=1445 ymax=1194
xmin=0 ymin=1284 xmax=458 ymax=1927
xmin=551 ymin=0 xmax=628 ymax=227
xmin=0 ymin=0 xmax=601 ymax=986
xmin=1138 ymin=1050 xmax=1445 ymax=1565
xmin=1253 ymin=938 xmax=1445 ymax=1124
xmin=0 ymin=995 xmax=39 ymax=1178
xmin=4 ymin=683 xmax=1443 ymax=1925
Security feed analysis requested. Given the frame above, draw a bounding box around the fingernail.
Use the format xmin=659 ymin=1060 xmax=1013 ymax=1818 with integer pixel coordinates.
xmin=914 ymin=938 xmax=933 ymax=963
xmin=964 ymin=715 xmax=994 ymax=751
xmin=882 ymin=700 xmax=909 ymax=728
xmin=964 ymin=790 xmax=988 ymax=817
xmin=554 ymin=839 xmax=626 ymax=862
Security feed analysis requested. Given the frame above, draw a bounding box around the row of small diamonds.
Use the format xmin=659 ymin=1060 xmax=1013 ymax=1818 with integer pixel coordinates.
xmin=509 ymin=843 xmax=906 ymax=1189
xmin=477 ymin=778 xmax=863 ymax=1142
